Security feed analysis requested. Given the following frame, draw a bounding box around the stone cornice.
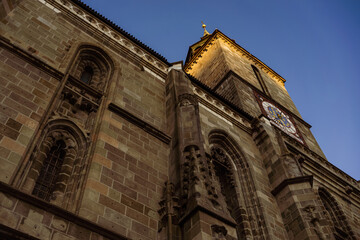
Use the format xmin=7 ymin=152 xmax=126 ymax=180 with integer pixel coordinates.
xmin=284 ymin=133 xmax=360 ymax=193
xmin=184 ymin=30 xmax=286 ymax=86
xmin=0 ymin=36 xmax=63 ymax=80
xmin=42 ymin=0 xmax=169 ymax=73
xmin=271 ymin=175 xmax=313 ymax=196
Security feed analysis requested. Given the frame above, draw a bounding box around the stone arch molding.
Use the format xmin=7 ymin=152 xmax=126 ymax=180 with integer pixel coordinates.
xmin=317 ymin=187 xmax=356 ymax=240
xmin=18 ymin=119 xmax=89 ymax=211
xmin=208 ymin=129 xmax=268 ymax=239
xmin=71 ymin=45 xmax=114 ymax=92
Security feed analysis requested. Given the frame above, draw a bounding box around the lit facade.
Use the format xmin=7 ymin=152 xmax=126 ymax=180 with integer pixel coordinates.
xmin=0 ymin=1 xmax=359 ymax=239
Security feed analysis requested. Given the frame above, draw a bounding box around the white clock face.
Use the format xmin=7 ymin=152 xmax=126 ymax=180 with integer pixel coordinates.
xmin=262 ymin=101 xmax=297 ymax=135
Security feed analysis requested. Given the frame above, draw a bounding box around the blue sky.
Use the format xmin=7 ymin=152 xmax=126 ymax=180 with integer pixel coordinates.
xmin=80 ymin=0 xmax=360 ymax=180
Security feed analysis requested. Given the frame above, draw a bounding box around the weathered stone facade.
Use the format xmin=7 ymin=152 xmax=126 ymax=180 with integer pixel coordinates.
xmin=0 ymin=0 xmax=359 ymax=239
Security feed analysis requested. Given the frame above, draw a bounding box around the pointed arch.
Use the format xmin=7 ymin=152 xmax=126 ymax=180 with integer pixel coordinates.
xmin=318 ymin=187 xmax=355 ymax=240
xmin=208 ymin=129 xmax=267 ymax=239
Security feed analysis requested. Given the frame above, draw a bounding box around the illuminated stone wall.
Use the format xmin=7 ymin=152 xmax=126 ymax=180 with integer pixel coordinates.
xmin=0 ymin=0 xmax=359 ymax=240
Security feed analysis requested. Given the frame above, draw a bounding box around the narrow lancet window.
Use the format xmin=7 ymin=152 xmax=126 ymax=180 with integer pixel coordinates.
xmin=80 ymin=66 xmax=93 ymax=84
xmin=32 ymin=140 xmax=66 ymax=201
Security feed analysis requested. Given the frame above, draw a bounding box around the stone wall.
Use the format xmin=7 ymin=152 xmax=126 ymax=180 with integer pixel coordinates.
xmin=0 ymin=0 xmax=359 ymax=239
xmin=0 ymin=0 xmax=169 ymax=239
xmin=0 ymin=47 xmax=59 ymax=183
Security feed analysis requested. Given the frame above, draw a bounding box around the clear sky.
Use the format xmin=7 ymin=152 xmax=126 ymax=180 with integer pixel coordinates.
xmin=80 ymin=0 xmax=360 ymax=180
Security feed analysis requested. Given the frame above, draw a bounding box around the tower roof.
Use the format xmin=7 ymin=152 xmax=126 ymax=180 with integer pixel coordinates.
xmin=184 ymin=29 xmax=286 ymax=86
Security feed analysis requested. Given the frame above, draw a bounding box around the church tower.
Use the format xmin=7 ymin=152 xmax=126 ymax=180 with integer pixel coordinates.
xmin=162 ymin=25 xmax=359 ymax=239
xmin=0 ymin=1 xmax=359 ymax=239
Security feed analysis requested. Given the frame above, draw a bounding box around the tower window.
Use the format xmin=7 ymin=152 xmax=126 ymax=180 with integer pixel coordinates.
xmin=80 ymin=66 xmax=94 ymax=84
xmin=32 ymin=140 xmax=66 ymax=201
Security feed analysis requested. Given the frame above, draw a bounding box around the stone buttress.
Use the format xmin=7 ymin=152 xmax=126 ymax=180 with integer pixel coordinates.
xmin=160 ymin=63 xmax=238 ymax=239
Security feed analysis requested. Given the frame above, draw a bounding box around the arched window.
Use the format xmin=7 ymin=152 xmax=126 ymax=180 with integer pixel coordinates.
xmin=15 ymin=120 xmax=88 ymax=211
xmin=211 ymin=147 xmax=236 ymax=209
xmin=72 ymin=47 xmax=113 ymax=92
xmin=80 ymin=66 xmax=94 ymax=84
xmin=318 ymin=188 xmax=355 ymax=240
xmin=209 ymin=130 xmax=268 ymax=239
xmin=32 ymin=140 xmax=66 ymax=201
xmin=210 ymin=146 xmax=250 ymax=239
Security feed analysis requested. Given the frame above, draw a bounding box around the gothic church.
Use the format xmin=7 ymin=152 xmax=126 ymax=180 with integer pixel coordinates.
xmin=0 ymin=0 xmax=359 ymax=239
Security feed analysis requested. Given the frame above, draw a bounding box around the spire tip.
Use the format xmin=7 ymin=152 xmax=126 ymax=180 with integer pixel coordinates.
xmin=201 ymin=21 xmax=210 ymax=36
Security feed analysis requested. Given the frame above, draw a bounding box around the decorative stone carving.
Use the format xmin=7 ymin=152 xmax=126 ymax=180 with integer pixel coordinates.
xmin=276 ymin=129 xmax=303 ymax=178
xmin=282 ymin=154 xmax=303 ymax=178
xmin=73 ymin=56 xmax=108 ymax=92
xmin=303 ymin=205 xmax=326 ymax=240
xmin=211 ymin=224 xmax=227 ymax=238
xmin=182 ymin=145 xmax=201 ymax=201
xmin=56 ymin=87 xmax=98 ymax=130
xmin=50 ymin=131 xmax=76 ymax=150
xmin=178 ymin=93 xmax=197 ymax=107
xmin=158 ymin=182 xmax=179 ymax=233
xmin=211 ymin=147 xmax=236 ymax=190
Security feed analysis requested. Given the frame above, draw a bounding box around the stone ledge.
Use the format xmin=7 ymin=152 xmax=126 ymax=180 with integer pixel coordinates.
xmin=178 ymin=203 xmax=237 ymax=228
xmin=271 ymin=175 xmax=313 ymax=196
xmin=0 ymin=36 xmax=63 ymax=81
xmin=0 ymin=182 xmax=129 ymax=240
xmin=0 ymin=223 xmax=39 ymax=240
xmin=108 ymin=103 xmax=171 ymax=144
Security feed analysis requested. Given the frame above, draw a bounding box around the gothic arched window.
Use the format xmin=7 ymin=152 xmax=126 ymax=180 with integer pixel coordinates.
xmin=72 ymin=47 xmax=112 ymax=92
xmin=209 ymin=130 xmax=268 ymax=239
xmin=15 ymin=120 xmax=88 ymax=211
xmin=32 ymin=140 xmax=66 ymax=201
xmin=318 ymin=188 xmax=355 ymax=240
xmin=80 ymin=66 xmax=94 ymax=84
xmin=211 ymin=147 xmax=237 ymax=211
xmin=210 ymin=146 xmax=250 ymax=239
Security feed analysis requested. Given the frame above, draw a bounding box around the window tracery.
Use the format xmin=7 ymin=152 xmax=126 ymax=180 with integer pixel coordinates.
xmin=210 ymin=146 xmax=249 ymax=239
xmin=209 ymin=130 xmax=267 ymax=239
xmin=32 ymin=140 xmax=66 ymax=201
xmin=16 ymin=119 xmax=88 ymax=211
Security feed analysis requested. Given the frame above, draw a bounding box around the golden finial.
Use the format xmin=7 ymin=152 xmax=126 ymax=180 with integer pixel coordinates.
xmin=201 ymin=21 xmax=210 ymax=36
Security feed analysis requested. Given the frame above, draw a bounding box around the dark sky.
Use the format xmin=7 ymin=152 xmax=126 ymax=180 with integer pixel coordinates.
xmin=80 ymin=0 xmax=360 ymax=180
